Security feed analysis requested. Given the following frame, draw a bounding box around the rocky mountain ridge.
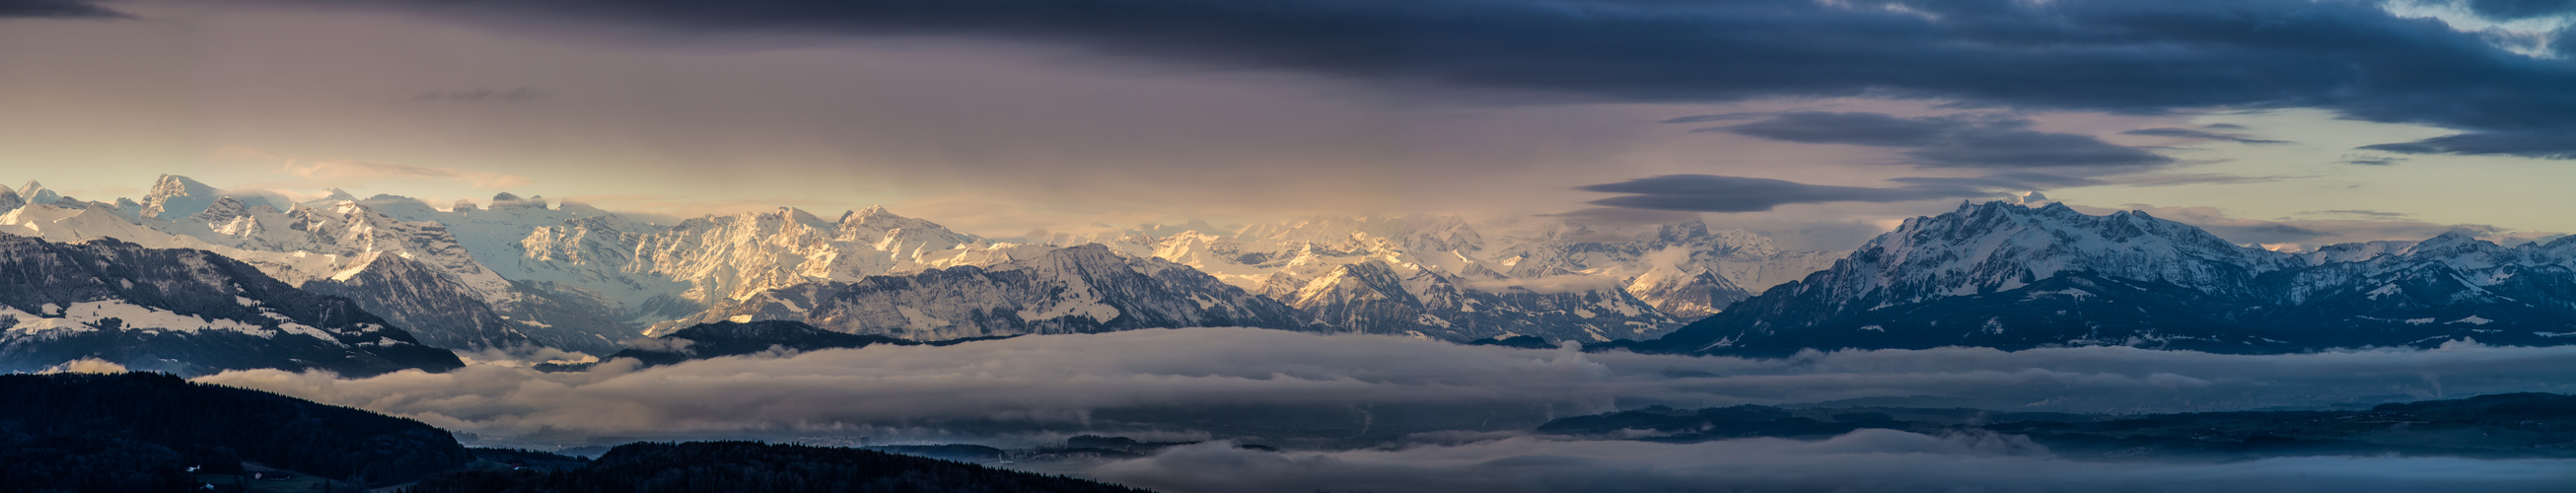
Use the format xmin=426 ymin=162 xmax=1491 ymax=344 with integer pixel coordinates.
xmin=1640 ymin=201 xmax=2576 ymax=355
xmin=0 ymin=235 xmax=463 ymax=377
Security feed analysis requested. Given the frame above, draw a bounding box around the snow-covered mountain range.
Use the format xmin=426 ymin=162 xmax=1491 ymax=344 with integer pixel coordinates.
xmin=1046 ymin=213 xmax=1839 ymax=341
xmin=0 ymin=176 xmax=622 ymax=354
xmin=671 ymin=244 xmax=1313 ymax=339
xmin=8 ymin=174 xmax=2576 ymax=370
xmin=0 ymin=176 xmax=1839 ymax=353
xmin=1641 ymin=201 xmax=2576 ymax=355
xmin=0 ymin=235 xmax=463 ymax=377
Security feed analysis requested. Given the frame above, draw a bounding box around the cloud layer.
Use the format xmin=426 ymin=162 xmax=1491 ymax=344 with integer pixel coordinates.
xmin=1573 ymin=172 xmax=2103 ymax=212
xmin=196 ymin=328 xmax=2576 ymax=448
xmin=1091 ymin=434 xmax=2576 ymax=493
xmin=0 ymin=0 xmax=126 ymax=18
xmin=311 ymin=0 xmax=2576 ymax=159
xmin=1717 ymin=111 xmax=2176 ymax=169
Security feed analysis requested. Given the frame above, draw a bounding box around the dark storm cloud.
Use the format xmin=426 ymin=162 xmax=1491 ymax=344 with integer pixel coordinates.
xmin=2360 ymin=131 xmax=2576 ymax=160
xmin=2340 ymin=156 xmax=2409 ymax=166
xmin=2121 ymin=127 xmax=2295 ymax=145
xmin=303 ymin=0 xmax=2576 ymax=159
xmin=0 ymin=0 xmax=127 ymax=18
xmin=1716 ymin=112 xmax=2174 ymax=168
xmin=1575 ymin=175 xmax=1995 ymax=212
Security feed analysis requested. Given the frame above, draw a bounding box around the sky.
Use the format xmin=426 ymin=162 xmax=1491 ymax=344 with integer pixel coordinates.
xmin=4 ymin=0 xmax=2576 ymax=250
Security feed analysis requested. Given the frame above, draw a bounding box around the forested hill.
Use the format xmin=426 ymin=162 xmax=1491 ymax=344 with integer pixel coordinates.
xmin=0 ymin=372 xmax=471 ymax=491
xmin=402 ymin=441 xmax=1155 ymax=493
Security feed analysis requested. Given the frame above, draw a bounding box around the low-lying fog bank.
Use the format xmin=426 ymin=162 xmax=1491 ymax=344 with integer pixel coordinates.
xmin=196 ymin=327 xmax=2576 ymax=449
xmin=191 ymin=328 xmax=2576 ymax=491
xmin=1088 ymin=434 xmax=2576 ymax=493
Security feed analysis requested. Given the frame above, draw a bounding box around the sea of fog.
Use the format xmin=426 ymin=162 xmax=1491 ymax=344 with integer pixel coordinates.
xmin=199 ymin=327 xmax=2576 ymax=492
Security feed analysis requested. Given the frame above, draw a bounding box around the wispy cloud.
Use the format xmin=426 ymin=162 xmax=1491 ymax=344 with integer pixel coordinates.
xmin=412 ymin=87 xmax=548 ymax=103
xmin=2074 ymin=203 xmax=2559 ymax=247
xmin=1575 ymin=175 xmax=1996 ymax=213
xmin=2303 ymin=209 xmax=2411 ymax=219
xmin=215 ymin=147 xmax=534 ymax=190
xmin=2337 ymin=154 xmax=2409 ymax=166
xmin=1574 ymin=173 xmax=2098 ymax=213
xmin=549 ymin=193 xmax=860 ymax=222
xmin=2121 ymin=126 xmax=2295 ymax=145
xmin=1711 ymin=111 xmax=2175 ymax=169
xmin=2095 ymin=173 xmax=2308 ymax=187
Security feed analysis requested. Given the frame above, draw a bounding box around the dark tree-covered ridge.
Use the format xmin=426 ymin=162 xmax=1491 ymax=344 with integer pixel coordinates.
xmin=0 ymin=372 xmax=472 ymax=491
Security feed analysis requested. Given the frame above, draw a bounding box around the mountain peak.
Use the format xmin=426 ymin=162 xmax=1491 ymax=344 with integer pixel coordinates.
xmin=774 ymin=206 xmax=829 ymax=228
xmin=1294 ymin=261 xmax=1410 ymax=305
xmin=191 ymin=196 xmax=255 ymax=222
xmin=1654 ymin=219 xmax=1712 ymax=243
xmin=316 ymin=187 xmax=358 ymax=204
xmin=1838 ymin=199 xmax=2293 ymax=307
xmin=2405 ymin=230 xmax=2498 ymax=256
xmin=558 ymin=200 xmax=606 ymax=214
xmin=140 ymin=175 xmax=220 ymax=219
xmin=152 ymin=174 xmax=207 ymax=189
xmin=15 ymin=180 xmax=59 ymax=206
xmin=489 ymin=192 xmax=548 ymax=210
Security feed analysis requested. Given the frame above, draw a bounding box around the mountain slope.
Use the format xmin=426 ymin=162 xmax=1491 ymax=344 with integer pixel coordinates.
xmin=605 ymin=319 xmax=919 ymax=366
xmin=1641 ymin=202 xmax=2576 ymax=356
xmin=0 ymin=236 xmax=463 ymax=377
xmin=297 ymin=251 xmax=545 ymax=352
xmin=677 ymin=245 xmax=1313 ymax=339
xmin=1 ymin=182 xmax=632 ymax=355
xmin=1290 ymin=260 xmax=1679 ymax=342
xmin=2 ymin=175 xmax=1846 ymax=350
xmin=1047 ymin=214 xmax=1824 ymax=341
